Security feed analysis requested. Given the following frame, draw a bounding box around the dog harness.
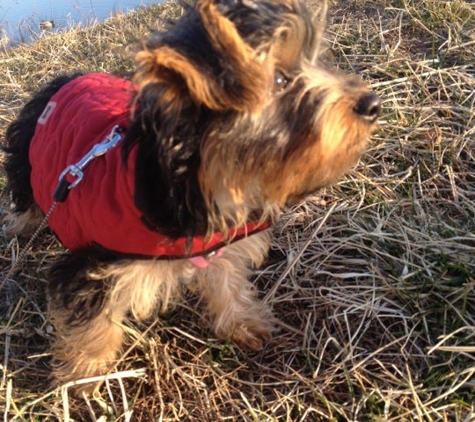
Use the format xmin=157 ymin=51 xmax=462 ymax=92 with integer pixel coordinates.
xmin=29 ymin=73 xmax=268 ymax=260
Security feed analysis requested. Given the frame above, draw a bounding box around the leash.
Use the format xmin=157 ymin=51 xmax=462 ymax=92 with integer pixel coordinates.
xmin=0 ymin=202 xmax=57 ymax=291
xmin=0 ymin=125 xmax=123 ymax=291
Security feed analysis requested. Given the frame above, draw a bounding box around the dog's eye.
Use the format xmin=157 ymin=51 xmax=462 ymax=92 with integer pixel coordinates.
xmin=273 ymin=71 xmax=289 ymax=92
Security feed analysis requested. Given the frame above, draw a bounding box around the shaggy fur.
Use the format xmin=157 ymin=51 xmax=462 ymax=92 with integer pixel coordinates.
xmin=3 ymin=0 xmax=380 ymax=389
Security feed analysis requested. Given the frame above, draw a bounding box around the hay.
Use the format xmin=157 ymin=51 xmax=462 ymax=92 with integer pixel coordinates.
xmin=0 ymin=0 xmax=474 ymax=420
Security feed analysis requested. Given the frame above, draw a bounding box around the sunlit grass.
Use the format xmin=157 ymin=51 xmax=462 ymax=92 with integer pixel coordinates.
xmin=0 ymin=0 xmax=474 ymax=420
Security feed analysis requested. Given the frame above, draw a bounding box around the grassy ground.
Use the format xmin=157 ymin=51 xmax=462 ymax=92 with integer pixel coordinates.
xmin=0 ymin=0 xmax=474 ymax=420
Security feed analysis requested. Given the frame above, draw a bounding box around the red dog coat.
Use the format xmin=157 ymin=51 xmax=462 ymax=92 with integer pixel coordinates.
xmin=29 ymin=73 xmax=267 ymax=258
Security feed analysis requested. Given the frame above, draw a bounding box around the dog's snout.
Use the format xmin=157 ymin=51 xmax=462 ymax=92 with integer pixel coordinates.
xmin=354 ymin=93 xmax=380 ymax=123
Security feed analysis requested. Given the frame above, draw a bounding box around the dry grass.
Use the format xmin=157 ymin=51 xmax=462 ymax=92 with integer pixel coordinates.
xmin=1 ymin=0 xmax=474 ymax=420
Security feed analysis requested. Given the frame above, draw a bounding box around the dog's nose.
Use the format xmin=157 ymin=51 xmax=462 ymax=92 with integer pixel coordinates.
xmin=354 ymin=93 xmax=380 ymax=123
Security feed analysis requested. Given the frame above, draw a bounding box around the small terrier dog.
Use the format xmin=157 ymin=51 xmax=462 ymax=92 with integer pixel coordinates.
xmin=3 ymin=0 xmax=380 ymax=386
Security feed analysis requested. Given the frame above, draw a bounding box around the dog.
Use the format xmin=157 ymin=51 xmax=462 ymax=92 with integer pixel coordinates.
xmin=2 ymin=0 xmax=380 ymax=387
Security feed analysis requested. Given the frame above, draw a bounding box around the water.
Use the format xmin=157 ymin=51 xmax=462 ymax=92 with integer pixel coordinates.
xmin=0 ymin=0 xmax=158 ymax=45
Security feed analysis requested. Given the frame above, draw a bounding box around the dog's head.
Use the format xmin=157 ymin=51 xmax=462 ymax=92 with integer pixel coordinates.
xmin=129 ymin=0 xmax=380 ymax=236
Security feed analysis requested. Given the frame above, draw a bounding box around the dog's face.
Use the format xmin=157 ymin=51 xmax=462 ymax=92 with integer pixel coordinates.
xmin=132 ymin=0 xmax=380 ymax=232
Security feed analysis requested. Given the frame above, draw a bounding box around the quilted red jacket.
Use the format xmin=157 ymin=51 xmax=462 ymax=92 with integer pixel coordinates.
xmin=29 ymin=73 xmax=266 ymax=258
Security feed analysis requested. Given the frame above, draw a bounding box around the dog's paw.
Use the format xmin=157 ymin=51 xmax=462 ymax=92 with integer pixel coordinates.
xmin=51 ymin=359 xmax=111 ymax=395
xmin=2 ymin=207 xmax=44 ymax=238
xmin=212 ymin=304 xmax=279 ymax=351
xmin=232 ymin=316 xmax=278 ymax=350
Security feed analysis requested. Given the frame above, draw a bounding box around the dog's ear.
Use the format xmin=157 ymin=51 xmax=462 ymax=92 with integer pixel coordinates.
xmin=134 ymin=0 xmax=268 ymax=113
xmin=272 ymin=16 xmax=307 ymax=71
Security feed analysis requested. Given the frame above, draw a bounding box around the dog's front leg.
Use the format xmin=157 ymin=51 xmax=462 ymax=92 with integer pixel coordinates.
xmin=195 ymin=232 xmax=277 ymax=350
xmin=48 ymin=253 xmax=182 ymax=389
xmin=48 ymin=296 xmax=126 ymax=389
xmin=47 ymin=251 xmax=129 ymax=389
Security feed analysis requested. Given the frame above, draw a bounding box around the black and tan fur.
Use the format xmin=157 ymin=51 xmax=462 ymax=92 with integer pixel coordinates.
xmin=3 ymin=0 xmax=380 ymax=388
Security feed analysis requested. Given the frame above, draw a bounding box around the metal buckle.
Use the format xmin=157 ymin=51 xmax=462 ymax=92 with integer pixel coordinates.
xmin=53 ymin=125 xmax=123 ymax=202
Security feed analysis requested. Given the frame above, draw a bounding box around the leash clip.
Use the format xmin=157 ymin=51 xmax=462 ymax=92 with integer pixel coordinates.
xmin=53 ymin=125 xmax=123 ymax=202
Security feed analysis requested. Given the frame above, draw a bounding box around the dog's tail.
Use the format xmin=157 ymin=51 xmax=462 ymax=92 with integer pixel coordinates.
xmin=3 ymin=74 xmax=82 ymax=213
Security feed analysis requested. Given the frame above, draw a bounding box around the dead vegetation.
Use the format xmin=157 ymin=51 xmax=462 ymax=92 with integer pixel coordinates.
xmin=0 ymin=0 xmax=474 ymax=420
